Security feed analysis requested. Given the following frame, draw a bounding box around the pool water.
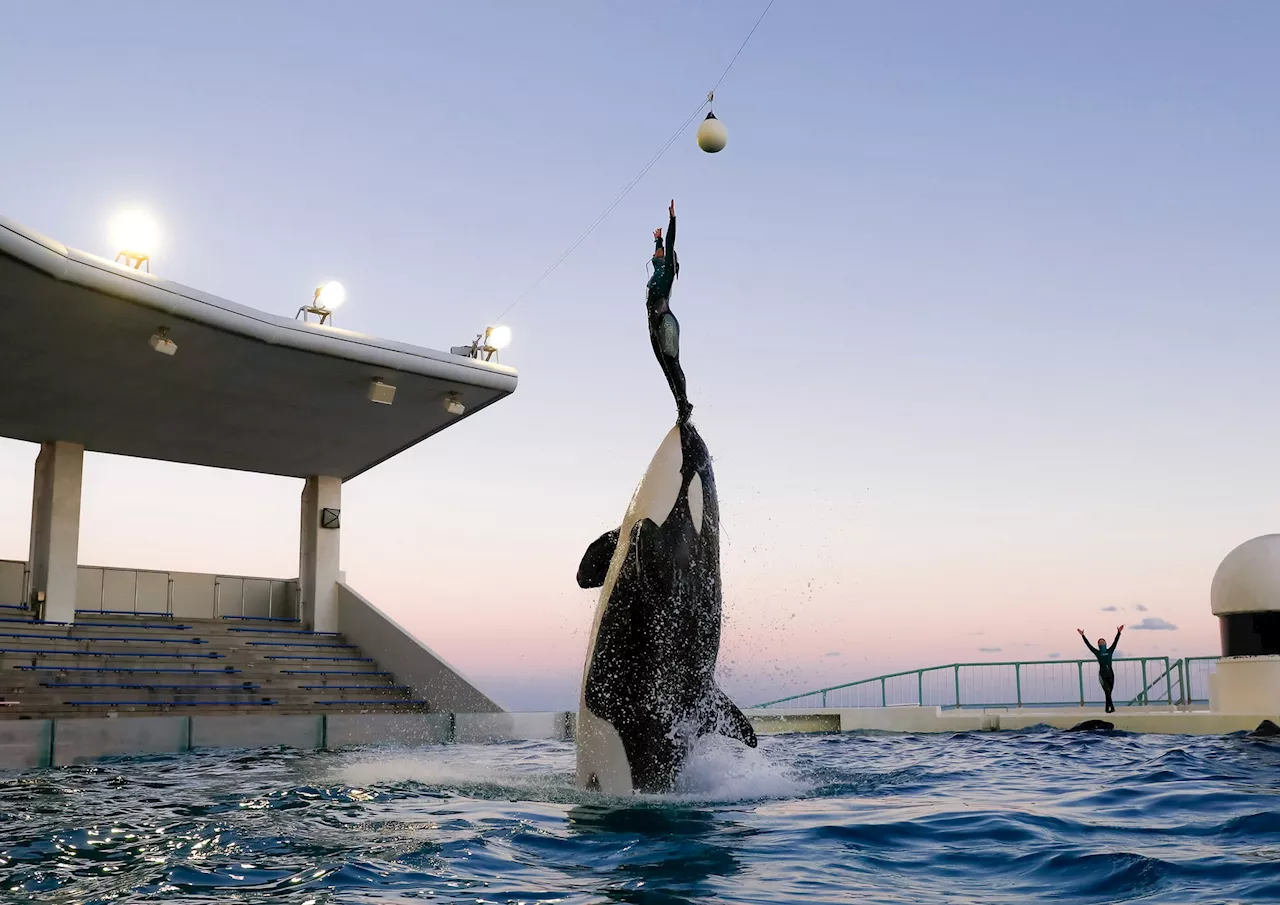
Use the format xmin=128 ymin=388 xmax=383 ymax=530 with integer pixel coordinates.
xmin=2 ymin=728 xmax=1278 ymax=903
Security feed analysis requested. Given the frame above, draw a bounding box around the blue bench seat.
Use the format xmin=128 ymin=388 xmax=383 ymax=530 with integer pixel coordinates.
xmin=43 ymin=682 xmax=260 ymax=691
xmin=313 ymin=699 xmax=427 ymax=706
xmin=300 ymin=685 xmax=409 ymax=692
xmin=76 ymin=622 xmax=192 ymax=631
xmin=66 ymin=700 xmax=278 ymax=707
xmin=0 ymin=647 xmax=221 ymax=659
xmin=220 ymin=615 xmax=300 ymax=623
xmin=244 ymin=641 xmax=354 ymax=649
xmin=0 ymin=632 xmax=205 ymax=645
xmin=76 ymin=610 xmax=173 ymax=619
xmin=265 ymin=655 xmax=371 ymax=662
xmin=228 ymin=627 xmax=341 ymax=636
xmin=282 ymin=669 xmax=390 ymax=676
xmin=14 ymin=665 xmax=240 ymax=675
xmin=0 ymin=617 xmax=191 ymax=630
xmin=70 ymin=635 xmax=206 ymax=645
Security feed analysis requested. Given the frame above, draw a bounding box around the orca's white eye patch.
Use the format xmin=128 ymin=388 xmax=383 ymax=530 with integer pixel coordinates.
xmin=688 ymin=473 xmax=704 ymax=534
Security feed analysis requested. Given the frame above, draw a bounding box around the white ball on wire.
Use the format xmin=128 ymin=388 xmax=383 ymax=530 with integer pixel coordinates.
xmin=697 ymin=112 xmax=727 ymax=153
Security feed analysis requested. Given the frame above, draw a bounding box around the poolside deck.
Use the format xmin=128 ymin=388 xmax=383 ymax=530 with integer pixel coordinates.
xmin=743 ymin=705 xmax=1275 ymax=736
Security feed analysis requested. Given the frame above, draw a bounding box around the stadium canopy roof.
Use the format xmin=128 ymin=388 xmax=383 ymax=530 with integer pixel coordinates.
xmin=0 ymin=216 xmax=517 ymax=481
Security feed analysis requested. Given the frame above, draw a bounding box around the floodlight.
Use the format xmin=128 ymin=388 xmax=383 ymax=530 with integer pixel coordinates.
xmin=111 ymin=209 xmax=161 ymax=272
xmin=316 ymin=281 xmax=346 ymax=310
xmin=485 ymin=325 xmax=512 ymax=350
xmin=296 ymin=280 xmax=347 ymax=325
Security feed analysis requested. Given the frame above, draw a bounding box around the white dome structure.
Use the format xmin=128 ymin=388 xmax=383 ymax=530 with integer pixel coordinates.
xmin=1207 ymin=535 xmax=1280 ymax=715
xmin=1211 ymin=534 xmax=1280 ymax=617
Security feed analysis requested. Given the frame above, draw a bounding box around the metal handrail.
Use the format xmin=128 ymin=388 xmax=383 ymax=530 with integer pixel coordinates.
xmin=209 ymin=569 xmax=300 ymax=583
xmin=0 ymin=558 xmax=32 ymax=610
xmin=213 ymin=575 xmax=298 ymax=620
xmin=1127 ymin=657 xmax=1175 ymax=707
xmin=755 ymin=655 xmax=1219 ymax=710
xmin=4 ymin=559 xmax=300 ymax=620
xmin=1181 ymin=655 xmax=1219 ymax=706
xmin=81 ymin=564 xmax=175 ymax=615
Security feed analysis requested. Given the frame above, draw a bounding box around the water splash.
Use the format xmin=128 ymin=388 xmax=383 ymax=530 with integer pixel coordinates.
xmin=671 ymin=735 xmax=813 ymax=801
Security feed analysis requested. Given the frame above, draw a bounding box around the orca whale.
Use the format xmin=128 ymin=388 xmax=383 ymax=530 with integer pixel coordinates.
xmin=1066 ymin=719 xmax=1115 ymax=732
xmin=574 ymin=202 xmax=756 ymax=794
xmin=574 ymin=420 xmax=757 ymax=794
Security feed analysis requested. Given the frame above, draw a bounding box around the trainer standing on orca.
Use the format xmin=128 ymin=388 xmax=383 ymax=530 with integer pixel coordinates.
xmin=1077 ymin=625 xmax=1124 ymax=713
xmin=647 ymin=199 xmax=693 ymax=424
xmin=573 ymin=200 xmax=756 ymax=795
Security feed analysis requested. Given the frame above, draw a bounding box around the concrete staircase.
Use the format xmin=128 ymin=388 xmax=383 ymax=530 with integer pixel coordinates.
xmin=0 ymin=612 xmax=427 ymax=718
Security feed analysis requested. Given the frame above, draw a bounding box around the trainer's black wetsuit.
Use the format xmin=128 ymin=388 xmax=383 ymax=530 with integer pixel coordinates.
xmin=646 ymin=212 xmax=692 ymax=423
xmin=1082 ymin=629 xmax=1123 ymax=713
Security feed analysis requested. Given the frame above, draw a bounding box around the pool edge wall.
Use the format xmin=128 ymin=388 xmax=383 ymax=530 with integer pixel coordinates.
xmin=0 ymin=712 xmax=564 ymax=769
xmin=2 ymin=707 xmax=1275 ymax=769
xmin=745 ymin=706 xmax=1276 ymax=735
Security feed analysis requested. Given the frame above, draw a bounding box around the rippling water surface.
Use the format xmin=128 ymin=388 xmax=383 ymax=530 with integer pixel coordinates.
xmin=2 ymin=728 xmax=1279 ymax=903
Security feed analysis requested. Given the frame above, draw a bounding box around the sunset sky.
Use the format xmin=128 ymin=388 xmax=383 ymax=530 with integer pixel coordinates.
xmin=2 ymin=2 xmax=1278 ymax=709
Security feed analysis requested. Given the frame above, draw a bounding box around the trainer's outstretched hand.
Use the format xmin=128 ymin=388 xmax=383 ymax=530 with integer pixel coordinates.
xmin=653 ymin=228 xmax=662 ymax=240
xmin=1117 ymin=624 xmax=1124 ymax=632
xmin=669 ymin=199 xmax=675 ymax=217
xmin=1076 ymin=628 xmax=1085 ymax=636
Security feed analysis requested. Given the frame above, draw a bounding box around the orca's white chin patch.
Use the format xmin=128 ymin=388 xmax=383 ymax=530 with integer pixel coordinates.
xmin=575 ymin=707 xmax=634 ymax=795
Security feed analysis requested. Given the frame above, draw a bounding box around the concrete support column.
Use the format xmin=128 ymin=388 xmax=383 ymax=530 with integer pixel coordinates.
xmin=299 ymin=476 xmax=341 ymax=632
xmin=28 ymin=441 xmax=85 ymax=623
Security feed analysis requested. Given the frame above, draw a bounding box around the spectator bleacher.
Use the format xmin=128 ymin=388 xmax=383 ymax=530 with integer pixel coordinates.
xmin=0 ymin=611 xmax=426 ymax=716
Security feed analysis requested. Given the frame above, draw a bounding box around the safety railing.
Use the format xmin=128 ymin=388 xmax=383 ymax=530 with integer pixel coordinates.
xmin=0 ymin=558 xmax=30 ymax=609
xmin=755 ymin=656 xmax=1219 ymax=710
xmin=3 ymin=559 xmax=301 ymax=621
xmin=213 ymin=574 xmax=299 ymax=620
xmin=1182 ymin=656 xmax=1219 ymax=704
xmin=89 ymin=565 xmax=176 ymax=615
xmin=4 ymin=560 xmax=180 ymax=616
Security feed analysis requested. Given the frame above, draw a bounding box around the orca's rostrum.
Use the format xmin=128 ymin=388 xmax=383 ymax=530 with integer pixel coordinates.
xmin=574 ymin=201 xmax=757 ymax=795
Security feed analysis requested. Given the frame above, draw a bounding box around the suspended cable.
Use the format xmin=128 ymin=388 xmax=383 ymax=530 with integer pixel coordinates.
xmin=490 ymin=100 xmax=709 ymax=325
xmin=490 ymin=0 xmax=778 ymax=324
xmin=711 ymin=0 xmax=776 ymax=98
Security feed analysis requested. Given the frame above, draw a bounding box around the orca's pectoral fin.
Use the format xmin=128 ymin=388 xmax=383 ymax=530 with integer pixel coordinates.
xmin=576 ymin=528 xmax=621 ymax=589
xmin=701 ymin=685 xmax=758 ymax=749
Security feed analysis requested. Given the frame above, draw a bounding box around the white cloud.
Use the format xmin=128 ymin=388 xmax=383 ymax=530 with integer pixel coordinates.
xmin=1131 ymin=617 xmax=1177 ymax=631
